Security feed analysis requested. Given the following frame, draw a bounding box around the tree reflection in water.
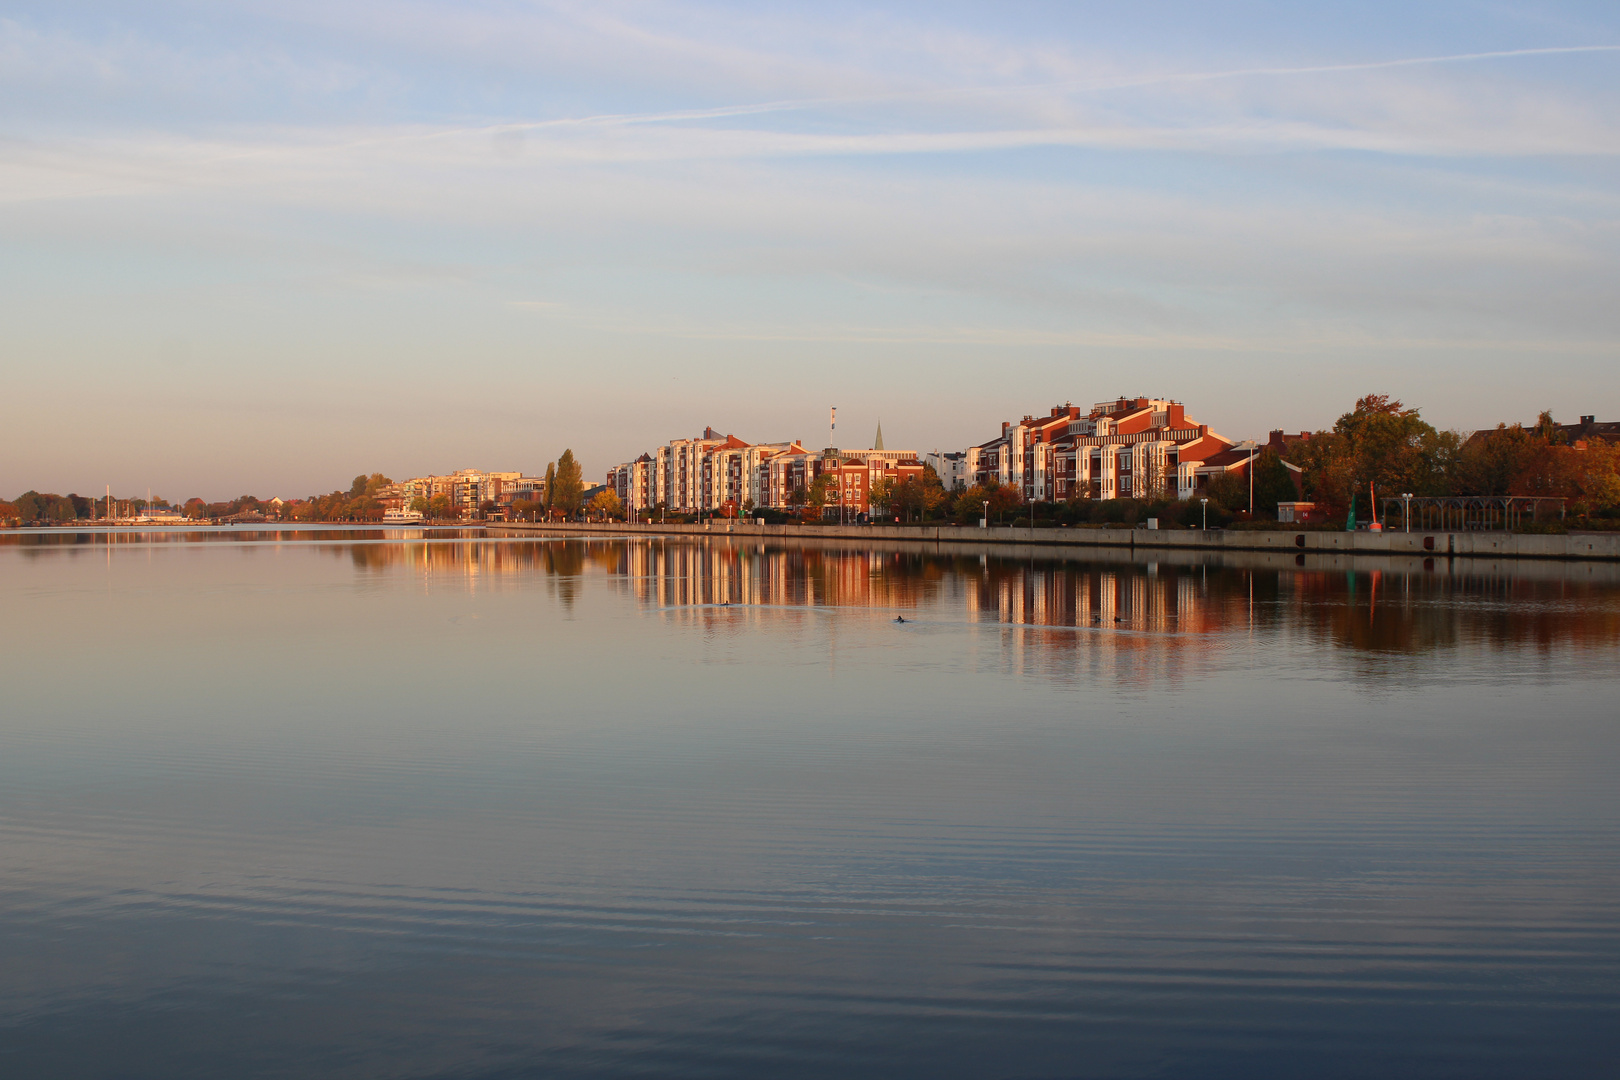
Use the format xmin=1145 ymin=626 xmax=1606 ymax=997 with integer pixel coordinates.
xmin=9 ymin=530 xmax=1616 ymax=664
xmin=325 ymin=536 xmax=1620 ymax=664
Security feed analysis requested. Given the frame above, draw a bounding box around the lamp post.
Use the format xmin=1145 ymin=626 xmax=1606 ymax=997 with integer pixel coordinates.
xmin=1402 ymin=493 xmax=1413 ymax=533
xmin=1248 ymin=442 xmax=1257 ymax=516
xmin=1201 ymin=497 xmax=1208 ymax=530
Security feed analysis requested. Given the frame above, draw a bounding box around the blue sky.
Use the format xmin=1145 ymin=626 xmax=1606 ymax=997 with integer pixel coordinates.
xmin=3 ymin=1 xmax=1618 ymax=499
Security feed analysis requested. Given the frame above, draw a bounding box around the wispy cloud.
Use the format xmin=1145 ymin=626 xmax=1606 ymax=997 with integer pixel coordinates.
xmin=2 ymin=1 xmax=1618 ymax=493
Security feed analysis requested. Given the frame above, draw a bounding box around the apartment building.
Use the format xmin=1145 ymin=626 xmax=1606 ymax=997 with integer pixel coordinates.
xmin=398 ymin=469 xmax=543 ymax=517
xmin=924 ymin=450 xmax=969 ymax=491
xmin=611 ymin=429 xmax=923 ymax=515
xmin=966 ymin=398 xmax=1235 ymax=502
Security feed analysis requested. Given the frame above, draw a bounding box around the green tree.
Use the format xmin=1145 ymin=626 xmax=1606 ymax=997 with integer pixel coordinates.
xmin=13 ymin=491 xmax=45 ymax=522
xmin=1204 ymin=471 xmax=1248 ymax=512
xmin=542 ymin=462 xmax=557 ymax=516
xmin=550 ymin=450 xmax=585 ymax=517
xmin=1251 ymin=450 xmax=1299 ymax=518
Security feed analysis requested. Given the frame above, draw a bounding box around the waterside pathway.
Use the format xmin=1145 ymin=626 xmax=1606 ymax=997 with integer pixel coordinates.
xmin=492 ymin=519 xmax=1620 ymax=562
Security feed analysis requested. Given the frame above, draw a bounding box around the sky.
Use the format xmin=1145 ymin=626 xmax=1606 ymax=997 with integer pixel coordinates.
xmin=3 ymin=1 xmax=1618 ymax=500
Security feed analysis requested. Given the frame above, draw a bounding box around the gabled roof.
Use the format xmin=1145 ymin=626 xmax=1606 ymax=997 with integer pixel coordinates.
xmin=1196 ymin=447 xmax=1257 ymax=470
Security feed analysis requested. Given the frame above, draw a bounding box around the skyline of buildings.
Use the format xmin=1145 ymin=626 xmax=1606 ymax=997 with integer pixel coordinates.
xmin=606 ymin=395 xmax=1270 ymax=517
xmin=11 ymin=400 xmax=1617 ymax=521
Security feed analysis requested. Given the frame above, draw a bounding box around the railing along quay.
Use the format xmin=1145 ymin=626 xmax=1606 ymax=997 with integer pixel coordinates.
xmin=486 ymin=520 xmax=1620 ymax=562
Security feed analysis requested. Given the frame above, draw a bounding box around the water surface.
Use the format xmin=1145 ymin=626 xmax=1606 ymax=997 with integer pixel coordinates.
xmin=2 ymin=528 xmax=1617 ymax=1078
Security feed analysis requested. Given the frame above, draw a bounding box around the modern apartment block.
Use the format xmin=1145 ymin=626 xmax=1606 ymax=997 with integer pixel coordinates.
xmin=965 ymin=398 xmax=1237 ymax=502
xmin=609 ymin=428 xmax=924 ymax=516
xmin=392 ymin=469 xmax=544 ymax=517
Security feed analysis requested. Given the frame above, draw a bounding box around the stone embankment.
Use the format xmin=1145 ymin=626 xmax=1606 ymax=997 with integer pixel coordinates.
xmin=488 ymin=520 xmax=1620 ymax=562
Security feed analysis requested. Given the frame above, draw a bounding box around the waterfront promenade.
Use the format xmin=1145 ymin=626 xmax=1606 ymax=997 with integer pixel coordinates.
xmin=490 ymin=519 xmax=1620 ymax=563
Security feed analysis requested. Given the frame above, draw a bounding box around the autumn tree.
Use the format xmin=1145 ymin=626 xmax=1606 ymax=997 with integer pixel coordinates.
xmin=588 ymin=489 xmax=624 ymax=520
xmin=954 ymin=484 xmax=988 ymax=524
xmin=805 ymin=473 xmax=834 ymax=520
xmin=868 ymin=477 xmax=895 ymax=519
xmin=984 ymin=480 xmax=1023 ymax=523
xmin=1290 ymin=394 xmax=1458 ymax=518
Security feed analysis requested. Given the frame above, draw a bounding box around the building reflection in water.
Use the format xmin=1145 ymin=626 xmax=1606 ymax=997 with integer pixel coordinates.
xmin=348 ymin=536 xmax=1620 ymax=665
xmin=8 ymin=531 xmax=1618 ymax=663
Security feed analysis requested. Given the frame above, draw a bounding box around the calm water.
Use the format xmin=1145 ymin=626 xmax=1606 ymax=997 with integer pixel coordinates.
xmin=1 ymin=527 xmax=1617 ymax=1078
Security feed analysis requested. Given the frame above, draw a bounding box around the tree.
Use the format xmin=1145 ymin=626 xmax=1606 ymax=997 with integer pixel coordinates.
xmin=588 ymin=489 xmax=624 ymax=520
xmin=868 ymin=477 xmax=895 ymax=519
xmin=954 ymin=484 xmax=988 ymax=524
xmin=427 ymin=494 xmax=453 ymax=520
xmin=347 ymin=496 xmax=383 ymax=522
xmin=0 ymin=500 xmax=16 ymax=524
xmin=542 ymin=462 xmax=557 ymax=516
xmin=1251 ymin=450 xmax=1299 ymax=518
xmin=1204 ymin=471 xmax=1248 ymax=512
xmin=348 ymin=473 xmax=393 ymax=499
xmin=551 ymin=450 xmax=585 ymax=517
xmin=805 ymin=473 xmax=833 ymax=520
xmin=889 ymin=470 xmax=947 ymax=523
xmin=917 ymin=466 xmax=949 ymax=521
xmin=1290 ymin=393 xmax=1459 ymax=518
xmin=409 ymin=496 xmax=430 ymax=514
xmin=984 ymin=480 xmax=1023 ymax=523
xmin=13 ymin=491 xmax=44 ymax=522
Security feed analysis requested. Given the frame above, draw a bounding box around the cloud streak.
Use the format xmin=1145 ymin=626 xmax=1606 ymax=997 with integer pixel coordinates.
xmin=2 ymin=1 xmax=1618 ymax=495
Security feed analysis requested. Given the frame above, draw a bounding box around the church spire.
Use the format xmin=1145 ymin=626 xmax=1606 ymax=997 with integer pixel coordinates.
xmin=873 ymin=421 xmax=884 ymax=451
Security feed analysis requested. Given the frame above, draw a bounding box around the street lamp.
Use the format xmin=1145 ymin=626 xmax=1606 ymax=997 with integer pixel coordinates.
xmin=1402 ymin=493 xmax=1413 ymax=533
xmin=1200 ymin=497 xmax=1208 ymax=530
xmin=1248 ymin=442 xmax=1258 ymax=516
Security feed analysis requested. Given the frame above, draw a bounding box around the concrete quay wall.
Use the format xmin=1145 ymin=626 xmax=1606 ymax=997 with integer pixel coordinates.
xmin=488 ymin=520 xmax=1620 ymax=562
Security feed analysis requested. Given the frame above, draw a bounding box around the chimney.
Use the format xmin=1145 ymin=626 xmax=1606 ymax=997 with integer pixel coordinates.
xmin=1581 ymin=415 xmax=1595 ymax=425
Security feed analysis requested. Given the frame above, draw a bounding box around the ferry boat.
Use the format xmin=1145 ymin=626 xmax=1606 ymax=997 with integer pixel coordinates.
xmin=382 ymin=507 xmax=425 ymax=524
